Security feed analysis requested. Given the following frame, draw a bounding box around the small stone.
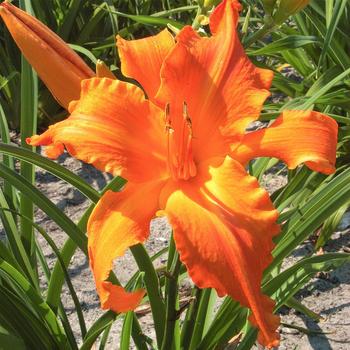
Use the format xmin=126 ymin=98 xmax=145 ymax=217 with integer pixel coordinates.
xmin=337 ymin=211 xmax=350 ymax=230
xmin=281 ymin=326 xmax=300 ymax=335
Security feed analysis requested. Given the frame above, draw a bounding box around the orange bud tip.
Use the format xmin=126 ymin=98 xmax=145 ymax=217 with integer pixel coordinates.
xmin=25 ymin=137 xmax=33 ymax=145
xmin=0 ymin=2 xmax=94 ymax=108
xmin=26 ymin=134 xmax=43 ymax=146
xmin=101 ymin=283 xmax=146 ymax=313
xmin=96 ymin=59 xmax=116 ymax=79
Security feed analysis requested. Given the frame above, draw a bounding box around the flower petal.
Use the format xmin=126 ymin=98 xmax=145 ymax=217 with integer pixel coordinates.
xmin=117 ymin=29 xmax=175 ymax=101
xmin=27 ymin=78 xmax=168 ymax=182
xmin=233 ymin=110 xmax=338 ymax=174
xmin=96 ymin=59 xmax=116 ymax=79
xmin=156 ymin=0 xmax=273 ymax=162
xmin=0 ymin=2 xmax=94 ymax=108
xmin=87 ymin=180 xmax=165 ymax=313
xmin=161 ymin=156 xmax=280 ymax=348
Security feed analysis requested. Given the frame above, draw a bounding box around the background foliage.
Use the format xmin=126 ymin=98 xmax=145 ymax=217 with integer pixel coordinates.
xmin=0 ymin=0 xmax=350 ymax=349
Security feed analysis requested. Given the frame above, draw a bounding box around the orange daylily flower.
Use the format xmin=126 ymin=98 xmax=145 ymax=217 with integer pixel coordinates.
xmin=21 ymin=0 xmax=337 ymax=347
xmin=0 ymin=1 xmax=94 ymax=108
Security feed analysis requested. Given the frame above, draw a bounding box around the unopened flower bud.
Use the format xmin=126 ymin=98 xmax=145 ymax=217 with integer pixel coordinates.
xmin=262 ymin=0 xmax=277 ymax=15
xmin=203 ymin=0 xmax=221 ymax=8
xmin=0 ymin=1 xmax=94 ymax=109
xmin=273 ymin=0 xmax=310 ymax=24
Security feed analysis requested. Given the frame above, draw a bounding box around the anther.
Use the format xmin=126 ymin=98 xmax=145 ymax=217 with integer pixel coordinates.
xmin=183 ymin=102 xmax=193 ymax=137
xmin=165 ymin=102 xmax=170 ymax=119
xmin=165 ymin=102 xmax=173 ymax=133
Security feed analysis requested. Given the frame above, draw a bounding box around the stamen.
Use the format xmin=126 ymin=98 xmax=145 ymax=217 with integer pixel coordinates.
xmin=164 ymin=102 xmax=197 ymax=181
xmin=165 ymin=103 xmax=177 ymax=179
xmin=183 ymin=102 xmax=193 ymax=137
xmin=164 ymin=102 xmax=172 ymax=132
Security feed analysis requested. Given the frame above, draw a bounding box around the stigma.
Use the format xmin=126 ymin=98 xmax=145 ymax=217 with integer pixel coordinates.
xmin=165 ymin=102 xmax=197 ymax=181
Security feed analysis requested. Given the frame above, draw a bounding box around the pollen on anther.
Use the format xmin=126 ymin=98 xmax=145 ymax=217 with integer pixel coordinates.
xmin=164 ymin=102 xmax=173 ymax=133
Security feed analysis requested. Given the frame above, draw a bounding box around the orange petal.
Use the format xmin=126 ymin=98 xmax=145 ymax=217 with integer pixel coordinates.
xmin=233 ymin=110 xmax=338 ymax=174
xmin=156 ymin=0 xmax=273 ymax=162
xmin=87 ymin=180 xmax=165 ymax=313
xmin=161 ymin=156 xmax=280 ymax=348
xmin=0 ymin=2 xmax=94 ymax=108
xmin=117 ymin=29 xmax=175 ymax=102
xmin=96 ymin=59 xmax=116 ymax=79
xmin=27 ymin=78 xmax=168 ymax=182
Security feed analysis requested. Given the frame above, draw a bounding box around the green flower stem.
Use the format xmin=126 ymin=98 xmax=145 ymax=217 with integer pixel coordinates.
xmin=130 ymin=316 xmax=149 ymax=350
xmin=192 ymin=5 xmax=205 ymax=30
xmin=160 ymin=241 xmax=182 ymax=350
xmin=180 ymin=287 xmax=202 ymax=350
xmin=131 ymin=244 xmax=166 ymax=347
xmin=189 ymin=288 xmax=216 ymax=350
xmin=120 ymin=273 xmax=145 ymax=350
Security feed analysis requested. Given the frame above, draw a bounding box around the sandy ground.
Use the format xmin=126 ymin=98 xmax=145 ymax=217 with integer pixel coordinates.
xmin=278 ymin=233 xmax=350 ymax=350
xmin=1 ymin=150 xmax=349 ymax=349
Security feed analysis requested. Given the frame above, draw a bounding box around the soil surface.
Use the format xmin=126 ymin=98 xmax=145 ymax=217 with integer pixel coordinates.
xmin=2 ymin=148 xmax=350 ymax=349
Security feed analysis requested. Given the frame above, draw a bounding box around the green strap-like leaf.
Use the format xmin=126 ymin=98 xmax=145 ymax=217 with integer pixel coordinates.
xmin=0 ymin=143 xmax=100 ymax=203
xmin=249 ymin=35 xmax=319 ymax=56
xmin=317 ymin=0 xmax=348 ymax=72
xmin=0 ymin=164 xmax=87 ymax=254
xmin=0 ymin=188 xmax=37 ymax=286
xmin=271 ymin=168 xmax=350 ymax=272
xmin=0 ymin=258 xmax=68 ymax=349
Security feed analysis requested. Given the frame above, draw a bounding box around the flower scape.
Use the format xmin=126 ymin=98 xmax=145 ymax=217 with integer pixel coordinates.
xmin=0 ymin=0 xmax=338 ymax=348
